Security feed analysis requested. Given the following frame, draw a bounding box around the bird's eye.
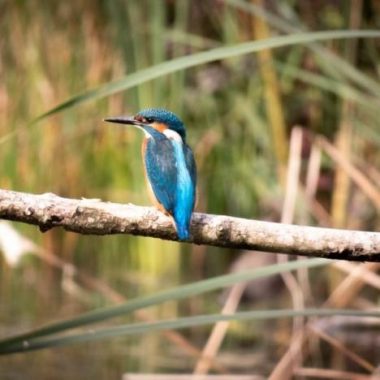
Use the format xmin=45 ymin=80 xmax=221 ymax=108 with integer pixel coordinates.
xmin=135 ymin=115 xmax=154 ymax=123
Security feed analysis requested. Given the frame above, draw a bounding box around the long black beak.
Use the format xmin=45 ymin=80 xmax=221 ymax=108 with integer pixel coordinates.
xmin=104 ymin=115 xmax=158 ymax=139
xmin=103 ymin=116 xmax=145 ymax=127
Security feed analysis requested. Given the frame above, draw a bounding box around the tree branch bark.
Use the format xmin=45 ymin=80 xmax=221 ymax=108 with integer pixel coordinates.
xmin=0 ymin=188 xmax=379 ymax=261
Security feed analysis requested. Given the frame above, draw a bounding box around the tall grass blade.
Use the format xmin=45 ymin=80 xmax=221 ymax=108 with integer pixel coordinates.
xmin=226 ymin=0 xmax=380 ymax=97
xmin=33 ymin=30 xmax=380 ymax=122
xmin=2 ymin=308 xmax=380 ymax=354
xmin=0 ymin=258 xmax=328 ymax=349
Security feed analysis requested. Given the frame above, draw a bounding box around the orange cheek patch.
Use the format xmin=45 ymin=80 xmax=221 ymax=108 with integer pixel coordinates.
xmin=141 ymin=138 xmax=148 ymax=156
xmin=152 ymin=122 xmax=168 ymax=132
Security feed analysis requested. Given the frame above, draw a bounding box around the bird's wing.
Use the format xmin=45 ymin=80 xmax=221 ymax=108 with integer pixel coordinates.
xmin=183 ymin=143 xmax=197 ymax=189
xmin=144 ymin=135 xmax=177 ymax=214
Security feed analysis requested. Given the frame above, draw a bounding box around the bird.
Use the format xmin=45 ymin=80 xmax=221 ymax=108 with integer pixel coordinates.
xmin=104 ymin=108 xmax=197 ymax=241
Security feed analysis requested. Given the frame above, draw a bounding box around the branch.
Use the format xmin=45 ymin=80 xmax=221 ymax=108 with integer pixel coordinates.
xmin=0 ymin=189 xmax=379 ymax=261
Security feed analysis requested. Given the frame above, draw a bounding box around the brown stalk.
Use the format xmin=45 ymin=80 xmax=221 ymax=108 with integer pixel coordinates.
xmin=193 ymin=127 xmax=304 ymax=375
xmin=275 ymin=126 xmax=305 ymax=378
xmin=294 ymin=367 xmax=376 ymax=380
xmin=251 ymin=0 xmax=288 ymax=184
xmin=317 ymin=136 xmax=380 ymax=211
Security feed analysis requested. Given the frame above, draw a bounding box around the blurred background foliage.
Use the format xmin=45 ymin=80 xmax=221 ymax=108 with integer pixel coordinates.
xmin=0 ymin=0 xmax=380 ymax=378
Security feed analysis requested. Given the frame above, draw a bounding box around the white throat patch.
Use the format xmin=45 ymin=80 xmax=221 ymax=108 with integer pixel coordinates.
xmin=163 ymin=129 xmax=182 ymax=142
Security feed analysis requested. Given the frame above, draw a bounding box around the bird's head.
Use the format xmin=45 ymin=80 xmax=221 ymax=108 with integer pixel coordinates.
xmin=104 ymin=108 xmax=186 ymax=140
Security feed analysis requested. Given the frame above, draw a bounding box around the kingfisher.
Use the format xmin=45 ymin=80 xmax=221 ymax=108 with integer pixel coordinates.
xmin=104 ymin=108 xmax=197 ymax=241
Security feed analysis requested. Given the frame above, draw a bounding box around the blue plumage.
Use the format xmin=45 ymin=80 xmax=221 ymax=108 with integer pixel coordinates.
xmin=138 ymin=108 xmax=187 ymax=139
xmin=104 ymin=109 xmax=197 ymax=241
xmin=143 ymin=127 xmax=178 ymax=214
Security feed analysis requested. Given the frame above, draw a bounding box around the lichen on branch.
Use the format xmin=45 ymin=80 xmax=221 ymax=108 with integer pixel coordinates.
xmin=0 ymin=189 xmax=379 ymax=261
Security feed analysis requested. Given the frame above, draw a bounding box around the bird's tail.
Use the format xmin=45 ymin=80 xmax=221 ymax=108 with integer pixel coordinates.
xmin=175 ymin=220 xmax=191 ymax=241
